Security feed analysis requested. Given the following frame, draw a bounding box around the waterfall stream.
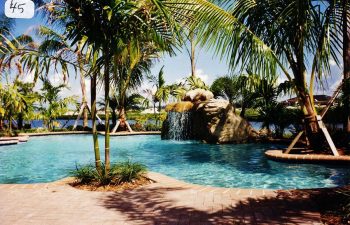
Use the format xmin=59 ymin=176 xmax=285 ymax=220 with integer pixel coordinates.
xmin=166 ymin=111 xmax=193 ymax=140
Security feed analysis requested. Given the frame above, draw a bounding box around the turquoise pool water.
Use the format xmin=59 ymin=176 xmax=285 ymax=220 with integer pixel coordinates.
xmin=0 ymin=135 xmax=349 ymax=189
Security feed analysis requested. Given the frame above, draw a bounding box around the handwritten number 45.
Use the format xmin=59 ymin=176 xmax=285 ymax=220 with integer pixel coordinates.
xmin=10 ymin=0 xmax=26 ymax=14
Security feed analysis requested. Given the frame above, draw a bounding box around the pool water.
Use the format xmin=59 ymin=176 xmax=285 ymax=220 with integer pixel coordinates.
xmin=0 ymin=135 xmax=349 ymax=189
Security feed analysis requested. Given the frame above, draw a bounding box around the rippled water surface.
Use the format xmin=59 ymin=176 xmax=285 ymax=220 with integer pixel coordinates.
xmin=0 ymin=135 xmax=349 ymax=189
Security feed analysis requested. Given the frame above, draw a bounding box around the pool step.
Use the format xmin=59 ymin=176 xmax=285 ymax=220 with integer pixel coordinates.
xmin=0 ymin=136 xmax=29 ymax=143
xmin=0 ymin=140 xmax=19 ymax=146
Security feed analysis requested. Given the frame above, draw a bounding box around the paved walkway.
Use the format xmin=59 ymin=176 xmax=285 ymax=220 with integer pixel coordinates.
xmin=0 ymin=172 xmax=322 ymax=225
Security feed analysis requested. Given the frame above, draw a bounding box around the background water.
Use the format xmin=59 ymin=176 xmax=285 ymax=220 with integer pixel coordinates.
xmin=0 ymin=135 xmax=349 ymax=189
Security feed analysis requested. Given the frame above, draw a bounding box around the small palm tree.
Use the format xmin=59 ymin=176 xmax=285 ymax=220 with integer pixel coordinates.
xmin=38 ymin=78 xmax=77 ymax=131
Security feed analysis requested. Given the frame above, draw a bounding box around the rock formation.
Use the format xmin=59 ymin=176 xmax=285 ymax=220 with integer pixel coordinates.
xmin=162 ymin=89 xmax=257 ymax=143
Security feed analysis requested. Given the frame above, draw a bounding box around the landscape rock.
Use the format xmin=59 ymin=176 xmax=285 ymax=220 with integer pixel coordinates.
xmin=162 ymin=96 xmax=256 ymax=143
xmin=182 ymin=89 xmax=214 ymax=102
xmin=192 ymin=99 xmax=256 ymax=143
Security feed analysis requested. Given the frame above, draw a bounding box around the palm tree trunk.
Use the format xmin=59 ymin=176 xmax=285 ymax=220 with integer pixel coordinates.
xmin=157 ymin=102 xmax=162 ymax=126
xmin=17 ymin=114 xmax=23 ymax=130
xmin=104 ymin=53 xmax=111 ymax=174
xmin=8 ymin=116 xmax=12 ymax=134
xmin=240 ymin=105 xmax=246 ymax=118
xmin=190 ymin=32 xmax=196 ymax=77
xmin=78 ymin=54 xmax=89 ymax=129
xmin=111 ymin=107 xmax=117 ymax=129
xmin=91 ymin=72 xmax=102 ymax=174
xmin=343 ymin=0 xmax=350 ymax=133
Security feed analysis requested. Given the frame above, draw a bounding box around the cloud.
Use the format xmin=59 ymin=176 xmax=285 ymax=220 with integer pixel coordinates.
xmin=189 ymin=69 xmax=213 ymax=85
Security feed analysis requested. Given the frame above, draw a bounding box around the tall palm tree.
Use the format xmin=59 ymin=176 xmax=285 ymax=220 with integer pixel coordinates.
xmin=36 ymin=26 xmax=90 ymax=129
xmin=184 ymin=0 xmax=342 ymax=151
xmin=47 ymin=0 xmax=180 ymax=174
xmin=148 ymin=66 xmax=171 ymax=124
xmin=341 ymin=0 xmax=350 ymax=133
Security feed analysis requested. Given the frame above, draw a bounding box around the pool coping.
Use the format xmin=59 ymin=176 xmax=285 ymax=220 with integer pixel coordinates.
xmin=18 ymin=131 xmax=161 ymax=137
xmin=265 ymin=149 xmax=350 ymax=164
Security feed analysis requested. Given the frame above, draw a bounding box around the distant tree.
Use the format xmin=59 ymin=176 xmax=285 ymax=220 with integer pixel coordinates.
xmin=38 ymin=78 xmax=77 ymax=131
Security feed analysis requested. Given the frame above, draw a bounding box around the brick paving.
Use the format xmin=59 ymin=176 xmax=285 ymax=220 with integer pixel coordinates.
xmin=0 ymin=172 xmax=322 ymax=225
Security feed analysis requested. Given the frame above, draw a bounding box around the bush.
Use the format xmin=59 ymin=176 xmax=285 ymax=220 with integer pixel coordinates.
xmin=145 ymin=123 xmax=162 ymax=131
xmin=71 ymin=161 xmax=147 ymax=185
xmin=130 ymin=123 xmax=145 ymax=132
xmin=111 ymin=161 xmax=147 ymax=184
xmin=71 ymin=164 xmax=96 ymax=184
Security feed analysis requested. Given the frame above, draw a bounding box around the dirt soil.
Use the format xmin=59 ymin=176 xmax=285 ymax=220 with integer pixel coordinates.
xmin=69 ymin=177 xmax=154 ymax=192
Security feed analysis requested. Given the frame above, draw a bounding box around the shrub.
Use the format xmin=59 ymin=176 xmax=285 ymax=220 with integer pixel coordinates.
xmin=71 ymin=161 xmax=147 ymax=185
xmin=130 ymin=123 xmax=145 ymax=132
xmin=71 ymin=164 xmax=96 ymax=184
xmin=110 ymin=161 xmax=147 ymax=184
xmin=145 ymin=123 xmax=162 ymax=131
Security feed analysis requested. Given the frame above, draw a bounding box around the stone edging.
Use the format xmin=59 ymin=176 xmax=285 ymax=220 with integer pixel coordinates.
xmin=18 ymin=131 xmax=161 ymax=137
xmin=100 ymin=131 xmax=161 ymax=136
xmin=19 ymin=131 xmax=92 ymax=137
xmin=265 ymin=149 xmax=350 ymax=164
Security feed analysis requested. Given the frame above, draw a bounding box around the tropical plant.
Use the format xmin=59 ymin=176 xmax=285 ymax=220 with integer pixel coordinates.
xmin=72 ymin=161 xmax=147 ymax=186
xmin=181 ymin=0 xmax=345 ymax=151
xmin=0 ymin=82 xmax=28 ymax=133
xmin=37 ymin=78 xmax=77 ymax=130
xmin=186 ymin=76 xmax=209 ymax=90
xmin=46 ymin=0 xmax=180 ymax=175
xmin=148 ymin=66 xmax=172 ymax=124
xmin=14 ymin=81 xmax=38 ymax=130
xmin=99 ymin=92 xmax=146 ymax=129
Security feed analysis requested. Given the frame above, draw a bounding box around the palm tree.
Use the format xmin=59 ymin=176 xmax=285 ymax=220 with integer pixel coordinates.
xmin=0 ymin=80 xmax=29 ymax=133
xmin=36 ymin=26 xmax=90 ymax=129
xmin=38 ymin=78 xmax=77 ymax=131
xmin=148 ymin=66 xmax=171 ymax=124
xmin=14 ymin=81 xmax=37 ymax=130
xmin=211 ymin=75 xmax=258 ymax=117
xmin=47 ymin=0 xmax=180 ymax=174
xmin=341 ymin=0 xmax=350 ymax=133
xmin=181 ymin=0 xmax=343 ymax=152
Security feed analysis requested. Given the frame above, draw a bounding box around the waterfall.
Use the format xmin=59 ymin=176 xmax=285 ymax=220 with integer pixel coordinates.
xmin=166 ymin=111 xmax=193 ymax=140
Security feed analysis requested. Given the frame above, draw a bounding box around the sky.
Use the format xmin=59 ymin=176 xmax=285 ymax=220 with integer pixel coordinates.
xmin=2 ymin=2 xmax=344 ymax=105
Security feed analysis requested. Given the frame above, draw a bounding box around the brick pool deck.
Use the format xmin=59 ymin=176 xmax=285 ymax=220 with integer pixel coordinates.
xmin=0 ymin=172 xmax=322 ymax=225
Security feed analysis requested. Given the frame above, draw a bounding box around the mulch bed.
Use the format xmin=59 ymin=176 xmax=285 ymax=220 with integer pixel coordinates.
xmin=69 ymin=177 xmax=154 ymax=192
xmin=277 ymin=187 xmax=350 ymax=225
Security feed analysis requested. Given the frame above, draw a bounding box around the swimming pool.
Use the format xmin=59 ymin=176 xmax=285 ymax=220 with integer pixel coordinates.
xmin=0 ymin=135 xmax=349 ymax=189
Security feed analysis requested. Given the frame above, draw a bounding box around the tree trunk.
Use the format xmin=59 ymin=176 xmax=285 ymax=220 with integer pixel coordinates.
xmin=190 ymin=32 xmax=196 ymax=77
xmin=17 ymin=114 xmax=23 ymax=130
xmin=298 ymin=87 xmax=324 ymax=150
xmin=8 ymin=117 xmax=12 ymax=134
xmin=111 ymin=107 xmax=117 ymax=129
xmin=91 ymin=72 xmax=102 ymax=174
xmin=104 ymin=53 xmax=111 ymax=174
xmin=240 ymin=106 xmax=246 ymax=118
xmin=157 ymin=102 xmax=162 ymax=126
xmin=82 ymin=107 xmax=88 ymax=129
xmin=343 ymin=0 xmax=350 ymax=133
xmin=77 ymin=48 xmax=89 ymax=129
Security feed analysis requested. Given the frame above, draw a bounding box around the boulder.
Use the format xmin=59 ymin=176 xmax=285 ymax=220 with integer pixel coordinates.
xmin=182 ymin=89 xmax=214 ymax=102
xmin=192 ymin=99 xmax=256 ymax=143
xmin=165 ymin=101 xmax=194 ymax=113
xmin=162 ymin=98 xmax=256 ymax=143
